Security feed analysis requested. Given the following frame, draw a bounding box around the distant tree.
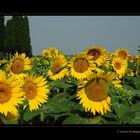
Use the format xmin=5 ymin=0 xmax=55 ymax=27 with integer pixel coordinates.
xmin=4 ymin=19 xmax=15 ymax=59
xmin=4 ymin=16 xmax=32 ymax=59
xmin=22 ymin=16 xmax=32 ymax=57
xmin=11 ymin=16 xmax=32 ymax=57
xmin=0 ymin=16 xmax=5 ymax=58
xmin=12 ymin=16 xmax=24 ymax=53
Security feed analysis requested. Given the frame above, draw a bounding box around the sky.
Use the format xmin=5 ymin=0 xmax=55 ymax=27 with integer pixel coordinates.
xmin=6 ymin=16 xmax=140 ymax=56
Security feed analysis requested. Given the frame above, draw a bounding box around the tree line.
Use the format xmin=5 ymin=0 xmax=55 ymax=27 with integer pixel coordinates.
xmin=0 ymin=16 xmax=32 ymax=59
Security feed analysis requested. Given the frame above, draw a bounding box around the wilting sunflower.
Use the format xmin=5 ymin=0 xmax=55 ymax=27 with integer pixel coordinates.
xmin=113 ymin=48 xmax=130 ymax=60
xmin=23 ymin=74 xmax=49 ymax=111
xmin=3 ymin=112 xmax=19 ymax=123
xmin=0 ymin=70 xmax=24 ymax=116
xmin=7 ymin=52 xmax=31 ymax=76
xmin=76 ymin=72 xmax=117 ymax=115
xmin=112 ymin=57 xmax=128 ymax=78
xmin=48 ymin=53 xmax=68 ymax=80
xmin=85 ymin=45 xmax=108 ymax=66
xmin=68 ymin=52 xmax=96 ymax=80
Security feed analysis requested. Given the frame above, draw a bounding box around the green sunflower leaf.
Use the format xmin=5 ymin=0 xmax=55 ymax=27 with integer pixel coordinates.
xmin=119 ymin=110 xmax=135 ymax=124
xmin=132 ymin=77 xmax=140 ymax=90
xmin=112 ymin=103 xmax=128 ymax=119
xmin=124 ymin=84 xmax=134 ymax=90
xmin=45 ymin=97 xmax=74 ymax=113
xmin=128 ymin=112 xmax=140 ymax=124
xmin=63 ymin=114 xmax=103 ymax=124
xmin=129 ymin=102 xmax=140 ymax=112
xmin=23 ymin=108 xmax=44 ymax=122
xmin=129 ymin=89 xmax=140 ymax=96
xmin=50 ymin=80 xmax=74 ymax=89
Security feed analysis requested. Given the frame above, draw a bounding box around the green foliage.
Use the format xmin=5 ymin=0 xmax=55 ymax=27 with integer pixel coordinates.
xmin=4 ymin=16 xmax=32 ymax=58
xmin=132 ymin=77 xmax=140 ymax=90
xmin=63 ymin=114 xmax=103 ymax=124
xmin=4 ymin=19 xmax=15 ymax=59
xmin=0 ymin=52 xmax=4 ymax=59
xmin=23 ymin=108 xmax=45 ymax=122
xmin=0 ymin=114 xmax=18 ymax=124
xmin=0 ymin=16 xmax=5 ymax=56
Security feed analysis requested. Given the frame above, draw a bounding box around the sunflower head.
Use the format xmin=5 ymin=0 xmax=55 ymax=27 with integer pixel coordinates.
xmin=7 ymin=52 xmax=31 ymax=75
xmin=86 ymin=45 xmax=108 ymax=66
xmin=114 ymin=48 xmax=129 ymax=60
xmin=48 ymin=53 xmax=68 ymax=80
xmin=85 ymin=78 xmax=109 ymax=102
xmin=112 ymin=57 xmax=128 ymax=78
xmin=126 ymin=69 xmax=134 ymax=77
xmin=23 ymin=73 xmax=49 ymax=111
xmin=68 ymin=52 xmax=95 ymax=80
xmin=0 ymin=70 xmax=24 ymax=116
xmin=77 ymin=72 xmax=115 ymax=115
xmin=49 ymin=47 xmax=59 ymax=56
xmin=43 ymin=49 xmax=51 ymax=57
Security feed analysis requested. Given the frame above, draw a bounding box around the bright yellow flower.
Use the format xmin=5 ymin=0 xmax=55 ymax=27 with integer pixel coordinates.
xmin=77 ymin=72 xmax=116 ymax=115
xmin=0 ymin=70 xmax=24 ymax=116
xmin=68 ymin=52 xmax=96 ymax=80
xmin=43 ymin=50 xmax=51 ymax=57
xmin=86 ymin=45 xmax=108 ymax=66
xmin=23 ymin=74 xmax=49 ymax=111
xmin=48 ymin=53 xmax=68 ymax=80
xmin=112 ymin=57 xmax=128 ymax=78
xmin=113 ymin=48 xmax=130 ymax=60
xmin=7 ymin=52 xmax=31 ymax=78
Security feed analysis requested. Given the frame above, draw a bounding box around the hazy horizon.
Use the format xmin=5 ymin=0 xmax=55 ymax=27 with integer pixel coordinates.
xmin=5 ymin=16 xmax=140 ymax=56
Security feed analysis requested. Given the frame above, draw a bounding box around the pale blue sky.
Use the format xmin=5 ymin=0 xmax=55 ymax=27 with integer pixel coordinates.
xmin=6 ymin=16 xmax=140 ymax=56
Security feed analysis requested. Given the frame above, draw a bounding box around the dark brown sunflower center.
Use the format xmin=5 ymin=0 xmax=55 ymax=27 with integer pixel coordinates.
xmin=51 ymin=60 xmax=62 ymax=74
xmin=0 ymin=84 xmax=12 ymax=104
xmin=73 ymin=58 xmax=89 ymax=73
xmin=11 ymin=59 xmax=24 ymax=74
xmin=118 ymin=51 xmax=127 ymax=59
xmin=88 ymin=49 xmax=100 ymax=60
xmin=24 ymin=82 xmax=37 ymax=100
xmin=114 ymin=62 xmax=122 ymax=70
xmin=85 ymin=79 xmax=109 ymax=101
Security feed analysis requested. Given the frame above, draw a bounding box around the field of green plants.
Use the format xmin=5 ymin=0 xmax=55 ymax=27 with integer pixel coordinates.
xmin=0 ymin=45 xmax=140 ymax=125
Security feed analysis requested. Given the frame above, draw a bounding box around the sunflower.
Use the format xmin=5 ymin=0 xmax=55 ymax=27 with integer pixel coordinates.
xmin=114 ymin=48 xmax=130 ymax=60
xmin=85 ymin=45 xmax=108 ymax=66
xmin=0 ymin=70 xmax=24 ymax=116
xmin=43 ymin=49 xmax=51 ymax=57
xmin=68 ymin=52 xmax=96 ymax=80
xmin=48 ymin=53 xmax=68 ymax=80
xmin=7 ymin=52 xmax=32 ymax=77
xmin=112 ymin=58 xmax=128 ymax=78
xmin=76 ymin=72 xmax=116 ymax=115
xmin=23 ymin=74 xmax=49 ymax=111
xmin=3 ymin=112 xmax=19 ymax=123
xmin=49 ymin=47 xmax=59 ymax=55
xmin=126 ymin=69 xmax=134 ymax=77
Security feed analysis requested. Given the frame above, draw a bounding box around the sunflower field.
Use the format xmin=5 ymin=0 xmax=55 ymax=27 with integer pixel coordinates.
xmin=0 ymin=45 xmax=140 ymax=125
